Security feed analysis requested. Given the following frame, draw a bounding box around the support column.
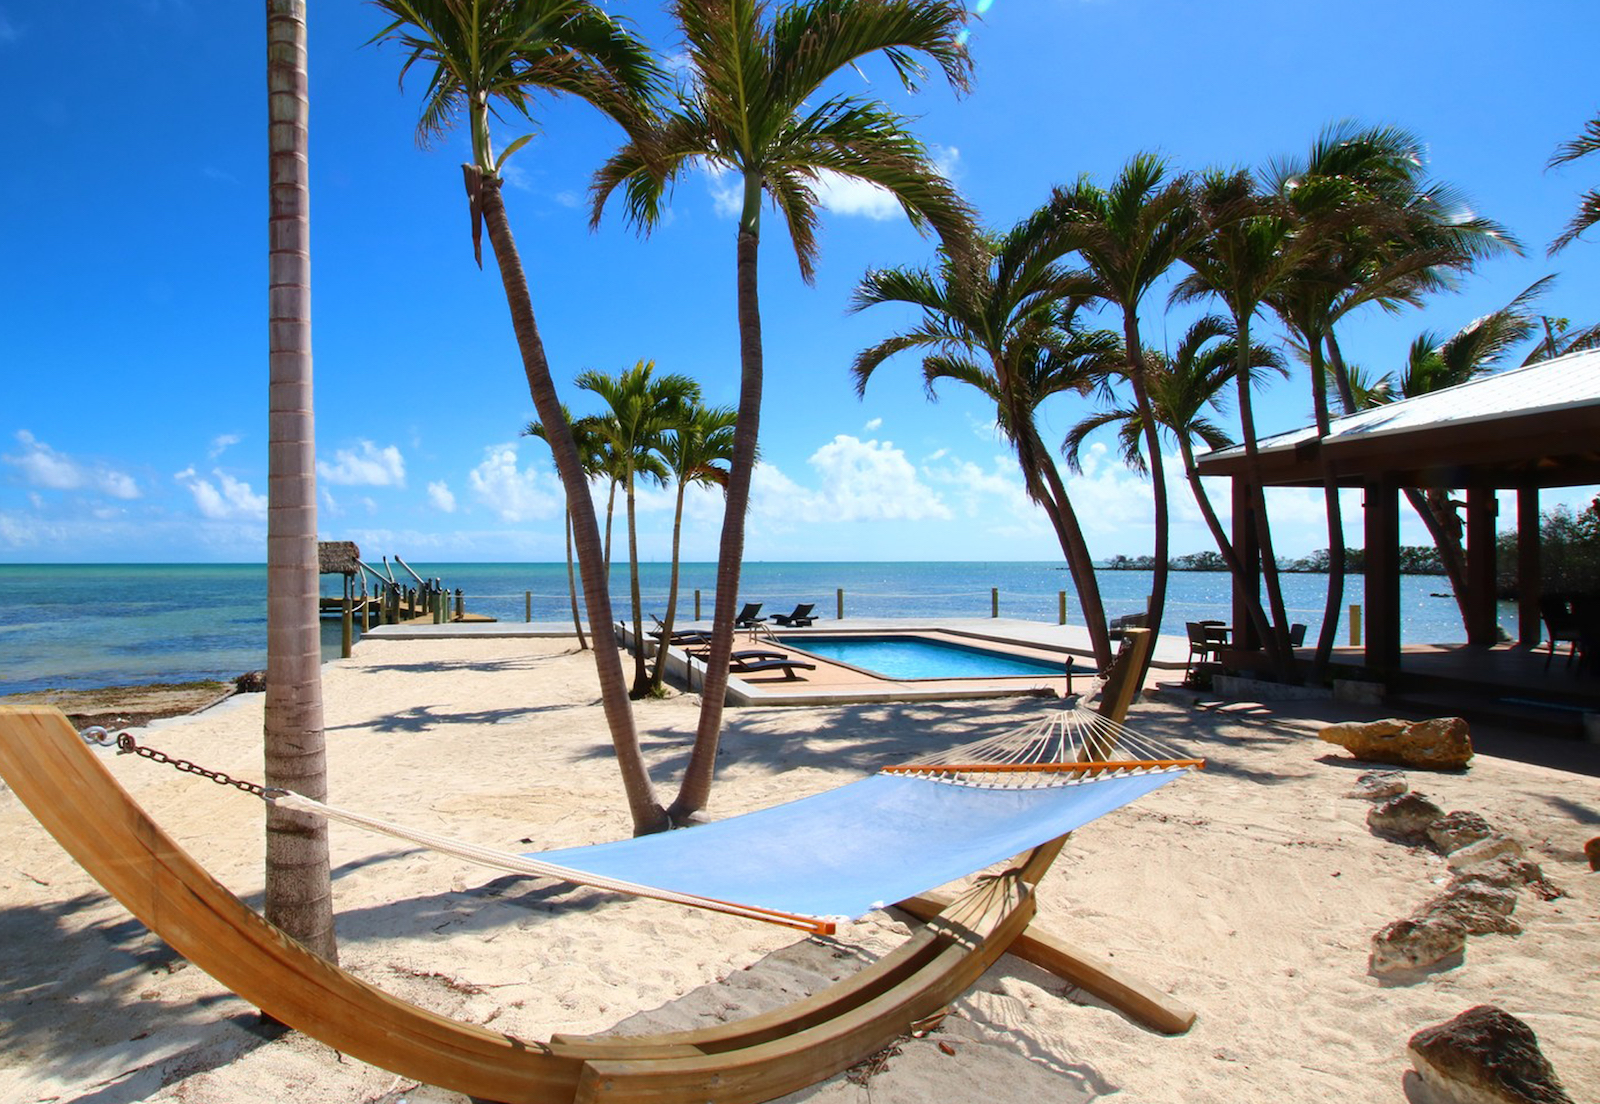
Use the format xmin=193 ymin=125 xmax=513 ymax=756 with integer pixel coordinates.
xmin=1516 ymin=488 xmax=1541 ymax=647
xmin=1465 ymin=488 xmax=1499 ymax=647
xmin=1363 ymin=477 xmax=1401 ymax=676
xmin=1231 ymin=475 xmax=1261 ymax=652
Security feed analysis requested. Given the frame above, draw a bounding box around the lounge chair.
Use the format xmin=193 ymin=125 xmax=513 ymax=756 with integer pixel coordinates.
xmin=0 ymin=629 xmax=1197 ymax=1103
xmin=771 ymin=603 xmax=816 ymax=627
xmin=686 ymin=647 xmax=790 ymax=667
xmin=727 ymin=656 xmax=816 ymax=679
xmin=734 ymin=602 xmax=765 ymax=628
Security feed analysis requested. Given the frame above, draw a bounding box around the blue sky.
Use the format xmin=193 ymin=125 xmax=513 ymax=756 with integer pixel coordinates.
xmin=2 ymin=0 xmax=1597 ymax=564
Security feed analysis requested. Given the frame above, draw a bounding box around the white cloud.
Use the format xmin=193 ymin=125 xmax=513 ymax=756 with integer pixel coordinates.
xmin=427 ymin=480 xmax=457 ymax=513
xmin=2 ymin=430 xmax=140 ymax=499
xmin=208 ymin=433 xmax=242 ymax=458
xmin=467 ymin=443 xmax=562 ymax=523
xmin=814 ymin=172 xmax=902 ymax=220
xmin=864 ymin=417 xmax=883 ymax=431
xmin=174 ymin=467 xmax=267 ymax=520
xmin=318 ymin=440 xmax=406 ymax=487
xmin=705 ymin=161 xmax=743 ymax=218
xmin=752 ymin=435 xmax=950 ymax=524
xmin=202 ymin=165 xmax=239 ymax=185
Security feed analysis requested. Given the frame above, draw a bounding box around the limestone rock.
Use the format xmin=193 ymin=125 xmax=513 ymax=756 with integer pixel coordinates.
xmin=1422 ymin=883 xmax=1522 ymax=937
xmin=1408 ymin=1005 xmax=1573 ymax=1104
xmin=1428 ymin=810 xmax=1496 ymax=855
xmin=1370 ymin=915 xmax=1465 ymax=974
xmin=1448 ymin=836 xmax=1526 ymax=872
xmin=1585 ymin=837 xmax=1599 ymax=872
xmin=1348 ymin=769 xmax=1409 ymax=801
xmin=234 ymin=670 xmax=267 ymax=694
xmin=1367 ymin=792 xmax=1444 ymax=841
xmin=1319 ymin=716 xmax=1472 ymax=770
xmin=1454 ymin=857 xmax=1563 ymax=901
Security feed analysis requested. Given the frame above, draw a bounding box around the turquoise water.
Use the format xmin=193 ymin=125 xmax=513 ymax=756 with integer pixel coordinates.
xmin=0 ymin=562 xmax=1497 ymax=696
xmin=778 ymin=634 xmax=1082 ymax=680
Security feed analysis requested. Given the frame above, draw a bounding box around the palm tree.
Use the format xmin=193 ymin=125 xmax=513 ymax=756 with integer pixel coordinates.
xmin=591 ymin=0 xmax=975 ymax=824
xmin=1046 ymin=154 xmax=1202 ymax=660
xmin=576 ymin=361 xmax=700 ymax=697
xmin=1175 ymin=169 xmax=1316 ymax=678
xmin=370 ymin=0 xmax=668 ymax=833
xmin=264 ymin=0 xmax=335 ymax=962
xmin=651 ymin=402 xmax=738 ymax=694
xmin=1263 ymin=122 xmax=1518 ymax=669
xmin=850 ymin=218 xmax=1123 ymax=668
xmin=1064 ymin=316 xmax=1286 ymax=655
xmin=1548 ymin=111 xmax=1600 ymax=254
xmin=1522 ymin=313 xmax=1600 ymax=365
xmin=525 ymin=406 xmax=609 ymax=649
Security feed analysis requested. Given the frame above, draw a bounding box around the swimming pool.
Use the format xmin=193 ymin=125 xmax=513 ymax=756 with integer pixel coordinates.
xmin=777 ymin=634 xmax=1079 ymax=681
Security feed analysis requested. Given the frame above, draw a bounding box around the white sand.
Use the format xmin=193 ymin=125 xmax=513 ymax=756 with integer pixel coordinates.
xmin=2 ymin=636 xmax=1596 ymax=1103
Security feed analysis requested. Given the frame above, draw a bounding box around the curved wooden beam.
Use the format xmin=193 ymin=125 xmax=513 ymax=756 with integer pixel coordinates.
xmin=0 ymin=706 xmax=1049 ymax=1104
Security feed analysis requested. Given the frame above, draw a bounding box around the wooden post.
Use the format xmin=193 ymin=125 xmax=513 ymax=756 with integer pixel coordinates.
xmin=525 ymin=591 xmax=531 ymax=622
xmin=341 ymin=596 xmax=352 ymax=659
xmin=1465 ymin=487 xmax=1498 ymax=647
xmin=991 ymin=588 xmax=999 ymax=618
xmin=694 ymin=589 xmax=701 ymax=620
xmin=454 ymin=588 xmax=463 ymax=621
xmin=1059 ymin=591 xmax=1067 ymax=626
xmin=1516 ymin=488 xmax=1541 ymax=647
xmin=836 ymin=587 xmax=844 ymax=620
xmin=1349 ymin=604 xmax=1361 ymax=647
xmin=1362 ymin=477 xmax=1401 ymax=674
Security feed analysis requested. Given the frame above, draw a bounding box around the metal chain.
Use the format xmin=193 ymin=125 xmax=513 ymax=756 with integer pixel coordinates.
xmin=80 ymin=726 xmax=281 ymax=801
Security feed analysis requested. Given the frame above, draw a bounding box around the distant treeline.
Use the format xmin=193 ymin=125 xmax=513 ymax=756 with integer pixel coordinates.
xmin=1099 ymin=547 xmax=1447 ymax=575
xmin=1100 ymin=498 xmax=1600 ymax=593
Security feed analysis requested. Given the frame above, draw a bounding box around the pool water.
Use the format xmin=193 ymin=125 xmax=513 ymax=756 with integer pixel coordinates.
xmin=778 ymin=634 xmax=1077 ymax=680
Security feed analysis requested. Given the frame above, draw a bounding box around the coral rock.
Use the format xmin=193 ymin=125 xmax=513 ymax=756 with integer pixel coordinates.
xmin=1348 ymin=769 xmax=1409 ymax=801
xmin=234 ymin=670 xmax=267 ymax=694
xmin=1367 ymin=792 xmax=1444 ymax=841
xmin=1319 ymin=716 xmax=1472 ymax=770
xmin=1408 ymin=1005 xmax=1573 ymax=1104
xmin=1422 ymin=883 xmax=1522 ymax=936
xmin=1370 ymin=915 xmax=1465 ymax=974
xmin=1585 ymin=837 xmax=1599 ymax=872
xmin=1448 ymin=836 xmax=1526 ymax=872
xmin=1428 ymin=810 xmax=1496 ymax=854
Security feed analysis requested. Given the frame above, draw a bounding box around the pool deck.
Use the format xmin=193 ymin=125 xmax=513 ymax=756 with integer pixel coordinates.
xmin=365 ymin=618 xmax=1187 ymax=706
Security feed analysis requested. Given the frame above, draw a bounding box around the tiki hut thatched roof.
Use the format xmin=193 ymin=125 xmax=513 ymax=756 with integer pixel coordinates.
xmin=318 ymin=541 xmax=360 ymax=576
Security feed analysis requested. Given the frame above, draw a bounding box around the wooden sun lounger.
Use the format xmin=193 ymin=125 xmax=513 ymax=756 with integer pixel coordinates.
xmin=727 ymin=657 xmax=816 ymax=679
xmin=0 ymin=631 xmax=1192 ymax=1103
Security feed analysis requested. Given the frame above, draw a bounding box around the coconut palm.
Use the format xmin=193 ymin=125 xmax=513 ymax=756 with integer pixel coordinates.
xmin=1065 ymin=316 xmax=1286 ymax=654
xmin=370 ymin=0 xmax=668 ymax=833
xmin=850 ymin=215 xmax=1122 ymax=667
xmin=651 ymin=403 xmax=738 ymax=694
xmin=524 ymin=406 xmax=610 ymax=649
xmin=1522 ymin=314 xmax=1600 ymax=365
xmin=591 ymin=0 xmax=975 ymax=823
xmin=576 ymin=361 xmax=700 ymax=698
xmin=264 ymin=0 xmax=335 ymax=962
xmin=1548 ymin=111 xmax=1600 ymax=255
xmin=1046 ymin=154 xmax=1203 ymax=660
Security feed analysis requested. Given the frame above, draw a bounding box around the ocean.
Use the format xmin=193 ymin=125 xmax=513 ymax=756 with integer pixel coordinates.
xmin=0 ymin=562 xmax=1502 ymax=697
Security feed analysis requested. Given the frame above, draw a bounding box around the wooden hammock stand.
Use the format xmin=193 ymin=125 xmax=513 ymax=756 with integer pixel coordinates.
xmin=0 ymin=629 xmax=1194 ymax=1104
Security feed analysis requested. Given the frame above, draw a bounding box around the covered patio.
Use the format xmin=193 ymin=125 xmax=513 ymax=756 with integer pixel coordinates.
xmin=1194 ymin=348 xmax=1600 ymax=732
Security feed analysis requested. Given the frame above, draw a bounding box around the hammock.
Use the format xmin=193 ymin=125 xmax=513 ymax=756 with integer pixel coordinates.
xmin=272 ymin=705 xmax=1201 ymax=934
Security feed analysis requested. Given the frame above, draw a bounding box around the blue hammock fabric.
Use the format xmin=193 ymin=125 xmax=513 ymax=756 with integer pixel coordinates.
xmin=528 ymin=769 xmax=1184 ymax=923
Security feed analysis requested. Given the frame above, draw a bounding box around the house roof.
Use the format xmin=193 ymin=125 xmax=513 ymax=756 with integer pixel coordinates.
xmin=1194 ymin=347 xmax=1600 ymax=489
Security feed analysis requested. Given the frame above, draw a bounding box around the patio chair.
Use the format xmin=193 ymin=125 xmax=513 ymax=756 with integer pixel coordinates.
xmin=1184 ymin=622 xmax=1225 ymax=686
xmin=1288 ymin=623 xmax=1307 ymax=648
xmin=771 ymin=603 xmax=816 ymax=627
xmin=734 ymin=602 xmax=765 ymax=628
xmin=1539 ymin=596 xmax=1581 ymax=669
xmin=1108 ymin=611 xmax=1148 ymax=641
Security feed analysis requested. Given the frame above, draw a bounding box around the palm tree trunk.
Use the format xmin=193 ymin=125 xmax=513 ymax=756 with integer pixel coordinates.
xmin=1027 ymin=429 xmax=1112 ymax=668
xmin=671 ymin=226 xmax=762 ymax=824
xmin=604 ymin=480 xmax=617 ymax=573
xmin=650 ymin=482 xmax=688 ymax=693
xmin=1308 ymin=336 xmax=1347 ymax=677
xmin=1235 ymin=313 xmax=1294 ymax=680
xmin=474 ymin=170 xmax=666 ymax=835
xmin=264 ymin=0 xmax=336 ymax=963
xmin=1123 ymin=319 xmax=1171 ymax=654
xmin=625 ymin=471 xmax=650 ymax=697
xmin=565 ymin=507 xmax=587 ymax=649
